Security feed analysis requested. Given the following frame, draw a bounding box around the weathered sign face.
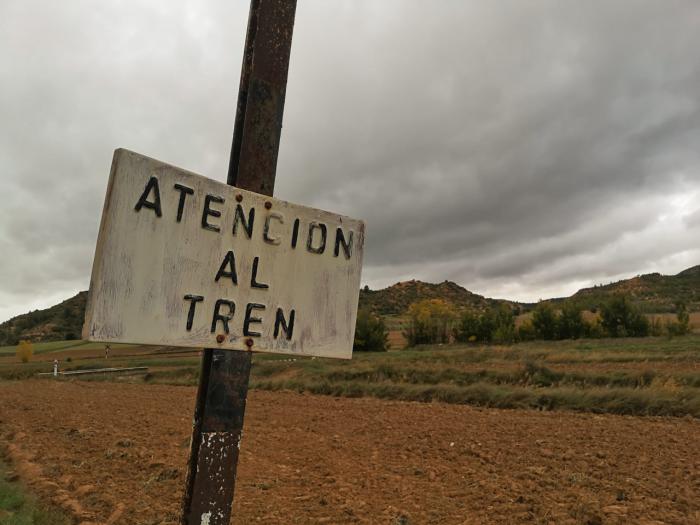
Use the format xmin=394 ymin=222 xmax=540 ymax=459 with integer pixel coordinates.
xmin=83 ymin=149 xmax=365 ymax=359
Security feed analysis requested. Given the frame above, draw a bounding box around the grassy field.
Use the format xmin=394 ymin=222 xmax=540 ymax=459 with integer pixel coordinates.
xmin=249 ymin=336 xmax=700 ymax=417
xmin=0 ymin=462 xmax=69 ymax=525
xmin=0 ymin=341 xmax=136 ymax=356
xmin=1 ymin=335 xmax=699 ymax=417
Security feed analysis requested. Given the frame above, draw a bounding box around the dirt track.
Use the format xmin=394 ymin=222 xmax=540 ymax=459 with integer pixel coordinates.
xmin=0 ymin=380 xmax=698 ymax=524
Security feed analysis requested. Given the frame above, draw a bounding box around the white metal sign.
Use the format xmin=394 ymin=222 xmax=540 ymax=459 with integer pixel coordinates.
xmin=83 ymin=149 xmax=365 ymax=359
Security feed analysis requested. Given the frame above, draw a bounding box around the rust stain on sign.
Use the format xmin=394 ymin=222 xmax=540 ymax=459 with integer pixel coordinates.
xmin=83 ymin=149 xmax=365 ymax=359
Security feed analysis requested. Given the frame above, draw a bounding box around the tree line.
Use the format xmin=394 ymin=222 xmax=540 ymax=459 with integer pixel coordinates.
xmin=352 ymin=294 xmax=692 ymax=351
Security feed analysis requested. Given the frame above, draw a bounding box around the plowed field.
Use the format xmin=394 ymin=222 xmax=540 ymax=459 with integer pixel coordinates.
xmin=1 ymin=380 xmax=698 ymax=524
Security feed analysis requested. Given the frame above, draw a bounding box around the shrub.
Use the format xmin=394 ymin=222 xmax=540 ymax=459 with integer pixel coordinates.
xmin=492 ymin=325 xmax=515 ymax=344
xmin=517 ymin=320 xmax=537 ymax=341
xmin=665 ymin=302 xmax=691 ymax=337
xmin=674 ymin=301 xmax=690 ymax=335
xmin=16 ymin=340 xmax=33 ymax=363
xmin=649 ymin=316 xmax=664 ymax=337
xmin=353 ymin=309 xmax=388 ymax=352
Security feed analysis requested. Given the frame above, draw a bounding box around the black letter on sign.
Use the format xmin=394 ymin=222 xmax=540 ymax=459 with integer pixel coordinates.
xmin=244 ymin=303 xmax=265 ymax=337
xmin=174 ymin=183 xmax=194 ymax=222
xmin=274 ymin=308 xmax=295 ymax=340
xmin=263 ymin=213 xmax=284 ymax=245
xmin=334 ymin=228 xmax=353 ymax=259
xmin=202 ymin=194 xmax=224 ymax=232
xmin=233 ymin=204 xmax=255 ymax=238
xmin=211 ymin=299 xmax=235 ymax=334
xmin=250 ymin=256 xmax=269 ymax=289
xmin=215 ymin=251 xmax=238 ymax=285
xmin=307 ymin=222 xmax=327 ymax=254
xmin=134 ymin=176 xmax=162 ymax=217
xmin=291 ymin=218 xmax=300 ymax=248
xmin=183 ymin=294 xmax=204 ymax=331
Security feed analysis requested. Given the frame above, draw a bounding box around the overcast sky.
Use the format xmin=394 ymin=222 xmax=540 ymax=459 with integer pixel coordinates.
xmin=2 ymin=0 xmax=700 ymax=322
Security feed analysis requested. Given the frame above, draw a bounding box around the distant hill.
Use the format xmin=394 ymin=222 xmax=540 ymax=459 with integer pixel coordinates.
xmin=359 ymin=280 xmax=515 ymax=316
xmin=0 ymin=292 xmax=86 ymax=345
xmin=561 ymin=265 xmax=700 ymax=313
xmin=1 ymin=265 xmax=698 ymax=344
xmin=360 ymin=265 xmax=700 ymax=316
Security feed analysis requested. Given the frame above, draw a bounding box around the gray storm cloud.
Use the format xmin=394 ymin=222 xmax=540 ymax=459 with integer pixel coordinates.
xmin=1 ymin=0 xmax=699 ymax=321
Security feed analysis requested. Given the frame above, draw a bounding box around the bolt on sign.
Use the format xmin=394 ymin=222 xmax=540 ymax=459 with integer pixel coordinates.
xmin=83 ymin=149 xmax=365 ymax=359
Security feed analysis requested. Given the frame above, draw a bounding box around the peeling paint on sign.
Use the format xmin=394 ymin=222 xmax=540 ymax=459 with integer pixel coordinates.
xmin=83 ymin=149 xmax=365 ymax=359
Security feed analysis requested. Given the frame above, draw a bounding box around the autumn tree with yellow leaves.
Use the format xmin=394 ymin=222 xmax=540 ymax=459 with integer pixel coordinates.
xmin=16 ymin=340 xmax=33 ymax=363
xmin=404 ymin=299 xmax=457 ymax=346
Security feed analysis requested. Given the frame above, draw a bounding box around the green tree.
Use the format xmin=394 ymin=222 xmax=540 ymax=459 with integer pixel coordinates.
xmin=557 ymin=302 xmax=587 ymax=339
xmin=600 ymin=295 xmax=649 ymax=337
xmin=491 ymin=305 xmax=516 ymax=344
xmin=353 ymin=309 xmax=388 ymax=352
xmin=475 ymin=310 xmax=496 ymax=342
xmin=666 ymin=301 xmax=691 ymax=336
xmin=532 ymin=302 xmax=558 ymax=340
xmin=454 ymin=311 xmax=483 ymax=343
xmin=675 ymin=301 xmax=690 ymax=335
xmin=455 ymin=306 xmax=515 ymax=344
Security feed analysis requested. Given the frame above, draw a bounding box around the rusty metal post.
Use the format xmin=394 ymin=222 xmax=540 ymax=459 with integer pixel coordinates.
xmin=180 ymin=1 xmax=297 ymax=523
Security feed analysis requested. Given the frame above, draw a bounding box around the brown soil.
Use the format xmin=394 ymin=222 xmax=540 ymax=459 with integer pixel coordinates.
xmin=0 ymin=380 xmax=698 ymax=525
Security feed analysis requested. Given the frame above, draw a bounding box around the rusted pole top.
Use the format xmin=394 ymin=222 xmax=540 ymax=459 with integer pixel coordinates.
xmin=228 ymin=0 xmax=297 ymax=194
